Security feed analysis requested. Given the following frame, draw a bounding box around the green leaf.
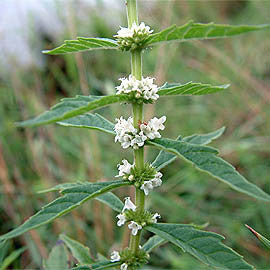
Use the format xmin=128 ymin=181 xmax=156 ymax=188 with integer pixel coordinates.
xmin=145 ymin=223 xmax=253 ymax=270
xmin=152 ymin=127 xmax=225 ymax=170
xmin=60 ymin=234 xmax=93 ymax=264
xmin=44 ymin=242 xmax=68 ymax=270
xmin=72 ymin=261 xmax=121 ymax=270
xmin=148 ymin=138 xmax=270 ymax=201
xmin=0 ymin=181 xmax=130 ymax=241
xmin=57 ymin=113 xmax=115 ymax=135
xmin=145 ymin=20 xmax=270 ymax=46
xmin=245 ymin=224 xmax=270 ymax=249
xmin=17 ymin=94 xmax=129 ymax=128
xmin=158 ymin=82 xmax=230 ymax=96
xmin=0 ymin=247 xmax=26 ymax=270
xmin=38 ymin=182 xmax=124 ymax=213
xmin=43 ymin=37 xmax=118 ymax=55
xmin=142 ymin=235 xmax=167 ymax=253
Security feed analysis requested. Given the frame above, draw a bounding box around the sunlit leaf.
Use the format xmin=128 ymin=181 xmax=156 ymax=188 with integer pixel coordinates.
xmin=17 ymin=95 xmax=129 ymax=128
xmin=158 ymin=82 xmax=230 ymax=96
xmin=0 ymin=181 xmax=130 ymax=241
xmin=145 ymin=20 xmax=270 ymax=46
xmin=146 ymin=223 xmax=253 ymax=269
xmin=148 ymin=138 xmax=270 ymax=201
xmin=43 ymin=37 xmax=118 ymax=55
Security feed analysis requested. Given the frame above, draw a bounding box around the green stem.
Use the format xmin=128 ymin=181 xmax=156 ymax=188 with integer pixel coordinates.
xmin=126 ymin=0 xmax=145 ymax=256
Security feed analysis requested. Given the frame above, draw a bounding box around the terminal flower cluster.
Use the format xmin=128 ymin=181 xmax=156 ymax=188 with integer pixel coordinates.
xmin=116 ymin=75 xmax=159 ymax=103
xmin=114 ymin=22 xmax=153 ymax=51
xmin=114 ymin=116 xmax=166 ymax=149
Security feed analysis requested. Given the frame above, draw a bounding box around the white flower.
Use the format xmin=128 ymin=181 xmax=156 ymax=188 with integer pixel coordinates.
xmin=114 ymin=117 xmax=136 ymax=137
xmin=140 ymin=116 xmax=166 ymax=140
xmin=140 ymin=181 xmax=154 ymax=196
xmin=116 ymin=213 xmax=126 ymax=226
xmin=120 ymin=263 xmax=128 ymax=270
xmin=115 ymin=22 xmax=153 ymax=39
xmin=152 ymin=172 xmax=163 ymax=187
xmin=116 ymin=160 xmax=133 ymax=177
xmin=122 ymin=197 xmax=136 ymax=212
xmin=128 ymin=221 xmax=142 ymax=235
xmin=151 ymin=213 xmax=161 ymax=223
xmin=132 ymin=131 xmax=147 ymax=148
xmin=110 ymin=251 xmax=121 ymax=262
xmin=148 ymin=116 xmax=166 ymax=131
xmin=116 ymin=75 xmax=159 ymax=102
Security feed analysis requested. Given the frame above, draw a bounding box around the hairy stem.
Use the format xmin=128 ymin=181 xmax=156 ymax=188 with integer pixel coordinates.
xmin=126 ymin=0 xmax=145 ymax=256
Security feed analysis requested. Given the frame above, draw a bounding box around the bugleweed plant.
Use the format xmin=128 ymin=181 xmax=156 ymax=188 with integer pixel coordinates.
xmin=2 ymin=1 xmax=270 ymax=269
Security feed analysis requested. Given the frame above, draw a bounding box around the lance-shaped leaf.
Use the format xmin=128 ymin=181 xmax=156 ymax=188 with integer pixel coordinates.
xmin=145 ymin=223 xmax=253 ymax=270
xmin=142 ymin=235 xmax=167 ymax=253
xmin=38 ymin=182 xmax=124 ymax=213
xmin=148 ymin=138 xmax=270 ymax=201
xmin=17 ymin=95 xmax=129 ymax=128
xmin=0 ymin=181 xmax=130 ymax=241
xmin=72 ymin=261 xmax=121 ymax=270
xmin=43 ymin=37 xmax=118 ymax=55
xmin=0 ymin=247 xmax=26 ymax=270
xmin=152 ymin=127 xmax=225 ymax=170
xmin=158 ymin=82 xmax=230 ymax=96
xmin=60 ymin=234 xmax=93 ymax=264
xmin=44 ymin=243 xmax=68 ymax=270
xmin=57 ymin=113 xmax=115 ymax=135
xmin=145 ymin=20 xmax=270 ymax=46
xmin=245 ymin=224 xmax=270 ymax=249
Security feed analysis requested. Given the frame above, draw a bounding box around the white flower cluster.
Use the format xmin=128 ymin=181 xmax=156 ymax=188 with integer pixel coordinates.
xmin=140 ymin=172 xmax=163 ymax=195
xmin=116 ymin=159 xmax=135 ymax=180
xmin=116 ymin=197 xmax=142 ymax=236
xmin=110 ymin=251 xmax=127 ymax=270
xmin=115 ymin=22 xmax=153 ymax=39
xmin=114 ymin=116 xmax=166 ymax=149
xmin=116 ymin=75 xmax=159 ymax=102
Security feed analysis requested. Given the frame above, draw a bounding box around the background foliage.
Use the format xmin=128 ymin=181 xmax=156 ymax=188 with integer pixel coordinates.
xmin=1 ymin=0 xmax=270 ymax=269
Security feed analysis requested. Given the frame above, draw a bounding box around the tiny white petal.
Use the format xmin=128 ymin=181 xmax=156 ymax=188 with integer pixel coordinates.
xmin=110 ymin=251 xmax=121 ymax=262
xmin=152 ymin=213 xmax=161 ymax=223
xmin=128 ymin=221 xmax=142 ymax=235
xmin=122 ymin=197 xmax=136 ymax=212
xmin=116 ymin=213 xmax=126 ymax=226
xmin=120 ymin=263 xmax=128 ymax=270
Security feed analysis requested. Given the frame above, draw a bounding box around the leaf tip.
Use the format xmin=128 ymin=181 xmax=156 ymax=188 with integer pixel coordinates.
xmin=245 ymin=224 xmax=260 ymax=240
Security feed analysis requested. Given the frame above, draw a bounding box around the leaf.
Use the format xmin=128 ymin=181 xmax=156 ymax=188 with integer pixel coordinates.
xmin=72 ymin=261 xmax=121 ymax=270
xmin=44 ymin=242 xmax=68 ymax=270
xmin=148 ymin=138 xmax=270 ymax=201
xmin=0 ymin=181 xmax=130 ymax=241
xmin=0 ymin=247 xmax=26 ymax=270
xmin=145 ymin=20 xmax=270 ymax=46
xmin=152 ymin=127 xmax=225 ymax=170
xmin=158 ymin=82 xmax=230 ymax=96
xmin=17 ymin=94 xmax=129 ymax=128
xmin=60 ymin=234 xmax=93 ymax=264
xmin=183 ymin=126 xmax=225 ymax=145
xmin=145 ymin=223 xmax=253 ymax=270
xmin=38 ymin=182 xmax=124 ymax=213
xmin=245 ymin=224 xmax=270 ymax=249
xmin=43 ymin=37 xmax=118 ymax=55
xmin=57 ymin=113 xmax=115 ymax=135
xmin=142 ymin=235 xmax=167 ymax=253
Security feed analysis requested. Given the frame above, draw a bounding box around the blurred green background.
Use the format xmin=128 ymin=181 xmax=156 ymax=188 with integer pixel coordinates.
xmin=1 ymin=0 xmax=270 ymax=269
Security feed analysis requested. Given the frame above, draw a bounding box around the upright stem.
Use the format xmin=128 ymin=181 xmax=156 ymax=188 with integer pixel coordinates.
xmin=126 ymin=0 xmax=145 ymax=255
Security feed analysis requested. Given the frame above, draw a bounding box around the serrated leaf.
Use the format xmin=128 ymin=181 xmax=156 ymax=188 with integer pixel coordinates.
xmin=145 ymin=20 xmax=270 ymax=46
xmin=38 ymin=182 xmax=124 ymax=213
xmin=57 ymin=113 xmax=115 ymax=135
xmin=148 ymin=138 xmax=270 ymax=201
xmin=60 ymin=234 xmax=93 ymax=264
xmin=43 ymin=37 xmax=118 ymax=55
xmin=44 ymin=242 xmax=68 ymax=270
xmin=72 ymin=261 xmax=121 ymax=270
xmin=245 ymin=224 xmax=270 ymax=249
xmin=0 ymin=181 xmax=130 ymax=241
xmin=145 ymin=223 xmax=253 ymax=270
xmin=142 ymin=235 xmax=167 ymax=253
xmin=17 ymin=94 xmax=129 ymax=128
xmin=152 ymin=127 xmax=225 ymax=170
xmin=158 ymin=82 xmax=230 ymax=96
xmin=0 ymin=247 xmax=26 ymax=270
